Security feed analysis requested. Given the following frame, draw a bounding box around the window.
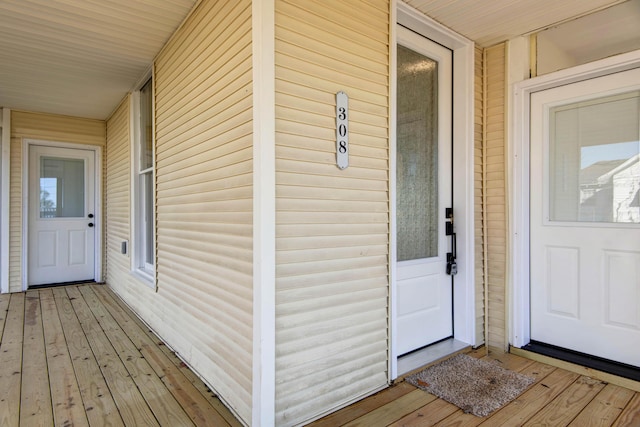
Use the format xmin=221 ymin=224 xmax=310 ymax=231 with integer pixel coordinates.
xmin=133 ymin=77 xmax=155 ymax=280
xmin=549 ymin=91 xmax=640 ymax=223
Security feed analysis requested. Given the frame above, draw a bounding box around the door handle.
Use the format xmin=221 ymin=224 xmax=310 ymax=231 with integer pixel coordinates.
xmin=88 ymin=223 xmax=94 ymax=227
xmin=445 ymin=208 xmax=457 ymax=276
xmin=446 ymin=233 xmax=457 ymax=275
xmin=88 ymin=213 xmax=94 ymax=218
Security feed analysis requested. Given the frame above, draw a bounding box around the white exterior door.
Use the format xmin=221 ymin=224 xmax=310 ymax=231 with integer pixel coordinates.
xmin=29 ymin=145 xmax=96 ymax=286
xmin=396 ymin=26 xmax=453 ymax=355
xmin=530 ymin=67 xmax=640 ymax=367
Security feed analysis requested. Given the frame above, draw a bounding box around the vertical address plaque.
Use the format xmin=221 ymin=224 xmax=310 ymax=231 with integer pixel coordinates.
xmin=336 ymin=91 xmax=349 ymax=169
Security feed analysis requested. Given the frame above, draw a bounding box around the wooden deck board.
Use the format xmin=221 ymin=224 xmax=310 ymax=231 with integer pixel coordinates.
xmin=51 ymin=286 xmax=125 ymax=427
xmin=0 ymin=293 xmax=25 ymax=426
xmin=569 ymin=383 xmax=635 ymax=426
xmin=309 ymin=382 xmax=416 ymax=427
xmin=91 ymin=284 xmax=232 ymax=427
xmin=0 ymin=284 xmax=240 ymax=427
xmin=77 ymin=285 xmax=194 ymax=426
xmin=40 ymin=289 xmax=89 ymax=427
xmin=2 ymin=284 xmax=640 ymax=427
xmin=312 ymin=350 xmax=640 ymax=427
xmin=343 ymin=390 xmax=438 ymax=427
xmin=98 ymin=285 xmax=243 ymax=427
xmin=389 ymin=398 xmax=459 ymax=426
xmin=66 ymin=286 xmax=161 ymax=426
xmin=20 ymin=291 xmax=53 ymax=426
xmin=613 ymin=393 xmax=640 ymax=426
xmin=523 ymin=376 xmax=606 ymax=426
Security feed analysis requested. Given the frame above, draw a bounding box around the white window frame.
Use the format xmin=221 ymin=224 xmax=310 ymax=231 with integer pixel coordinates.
xmin=130 ymin=72 xmax=156 ymax=286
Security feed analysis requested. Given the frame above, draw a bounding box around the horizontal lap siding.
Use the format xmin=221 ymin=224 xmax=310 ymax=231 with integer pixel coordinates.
xmin=274 ymin=1 xmax=390 ymax=425
xmin=475 ymin=47 xmax=485 ymax=345
xmin=105 ymin=99 xmax=130 ymax=291
xmin=154 ymin=0 xmax=253 ymax=423
xmin=9 ymin=111 xmax=105 ymax=293
xmin=485 ymin=44 xmax=507 ymax=350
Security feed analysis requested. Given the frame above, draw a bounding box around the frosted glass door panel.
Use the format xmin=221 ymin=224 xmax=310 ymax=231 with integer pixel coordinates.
xmin=395 ymin=26 xmax=453 ymax=356
xmin=397 ymin=44 xmax=438 ymax=261
xmin=39 ymin=157 xmax=85 ymax=218
xmin=549 ymin=91 xmax=640 ymax=223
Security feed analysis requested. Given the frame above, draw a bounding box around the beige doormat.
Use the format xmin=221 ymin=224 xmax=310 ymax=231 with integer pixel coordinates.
xmin=405 ymin=353 xmax=535 ymax=417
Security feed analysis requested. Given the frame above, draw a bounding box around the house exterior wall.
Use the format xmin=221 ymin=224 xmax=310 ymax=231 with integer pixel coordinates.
xmin=105 ymin=97 xmax=131 ymax=294
xmin=9 ymin=111 xmax=105 ymax=293
xmin=484 ymin=43 xmax=508 ymax=350
xmin=105 ymin=0 xmax=254 ymax=423
xmin=474 ymin=46 xmax=485 ymax=345
xmin=273 ymin=1 xmax=390 ymax=425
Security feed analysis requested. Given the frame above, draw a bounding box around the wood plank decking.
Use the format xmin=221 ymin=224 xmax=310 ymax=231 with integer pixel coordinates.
xmin=310 ymin=348 xmax=640 ymax=426
xmin=0 ymin=284 xmax=242 ymax=427
xmin=1 ymin=283 xmax=639 ymax=426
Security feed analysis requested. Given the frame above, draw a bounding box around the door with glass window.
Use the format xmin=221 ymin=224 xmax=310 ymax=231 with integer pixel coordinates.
xmin=28 ymin=145 xmax=96 ymax=286
xmin=396 ymin=26 xmax=453 ymax=355
xmin=530 ymin=67 xmax=640 ymax=367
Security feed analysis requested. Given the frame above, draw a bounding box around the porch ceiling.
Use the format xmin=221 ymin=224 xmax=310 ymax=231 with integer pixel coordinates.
xmin=405 ymin=0 xmax=633 ymax=47
xmin=0 ymin=0 xmax=197 ymax=120
xmin=0 ymin=0 xmax=636 ymax=120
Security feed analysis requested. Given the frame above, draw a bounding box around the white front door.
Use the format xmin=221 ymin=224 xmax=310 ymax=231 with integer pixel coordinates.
xmin=530 ymin=67 xmax=640 ymax=367
xmin=396 ymin=26 xmax=454 ymax=356
xmin=28 ymin=145 xmax=96 ymax=286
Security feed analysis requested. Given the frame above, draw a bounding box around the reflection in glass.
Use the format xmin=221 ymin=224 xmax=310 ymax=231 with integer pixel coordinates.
xmin=39 ymin=157 xmax=85 ymax=218
xmin=140 ymin=78 xmax=153 ymax=171
xmin=549 ymin=91 xmax=640 ymax=223
xmin=143 ymin=172 xmax=154 ymax=266
xmin=397 ymin=44 xmax=438 ymax=261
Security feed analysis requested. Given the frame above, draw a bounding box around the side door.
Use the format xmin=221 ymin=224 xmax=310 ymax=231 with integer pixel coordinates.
xmin=530 ymin=67 xmax=640 ymax=367
xmin=29 ymin=145 xmax=96 ymax=286
xmin=396 ymin=25 xmax=454 ymax=355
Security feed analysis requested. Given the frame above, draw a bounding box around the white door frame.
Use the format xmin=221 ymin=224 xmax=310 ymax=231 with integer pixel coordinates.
xmin=390 ymin=1 xmax=476 ymax=379
xmin=22 ymin=139 xmax=103 ymax=290
xmin=509 ymin=49 xmax=640 ymax=348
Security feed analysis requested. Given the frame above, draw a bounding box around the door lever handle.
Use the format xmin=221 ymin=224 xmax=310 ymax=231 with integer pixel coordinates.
xmin=446 ymin=232 xmax=457 ymax=276
xmin=445 ymin=206 xmax=457 ymax=276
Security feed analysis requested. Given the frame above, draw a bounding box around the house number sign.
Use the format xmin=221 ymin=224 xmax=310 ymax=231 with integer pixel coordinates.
xmin=336 ymin=91 xmax=349 ymax=170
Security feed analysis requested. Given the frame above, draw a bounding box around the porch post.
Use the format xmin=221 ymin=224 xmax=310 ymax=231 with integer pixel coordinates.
xmin=1 ymin=108 xmax=10 ymax=294
xmin=252 ymin=0 xmax=276 ymax=425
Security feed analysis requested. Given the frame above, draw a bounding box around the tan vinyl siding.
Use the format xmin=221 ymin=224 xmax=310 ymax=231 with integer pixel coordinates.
xmin=484 ymin=44 xmax=508 ymax=350
xmin=105 ymin=98 xmax=130 ymax=288
xmin=9 ymin=111 xmax=105 ymax=293
xmin=105 ymin=0 xmax=254 ymax=424
xmin=157 ymin=0 xmax=253 ymax=422
xmin=475 ymin=46 xmax=486 ymax=345
xmin=274 ymin=1 xmax=390 ymax=425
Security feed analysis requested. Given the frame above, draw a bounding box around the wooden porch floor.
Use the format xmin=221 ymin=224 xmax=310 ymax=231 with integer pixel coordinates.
xmin=0 ymin=283 xmax=242 ymax=427
xmin=310 ymin=349 xmax=640 ymax=427
xmin=1 ymin=283 xmax=639 ymax=426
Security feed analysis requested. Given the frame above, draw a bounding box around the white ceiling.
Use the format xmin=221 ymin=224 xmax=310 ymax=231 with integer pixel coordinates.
xmin=0 ymin=0 xmax=637 ymax=120
xmin=404 ymin=0 xmax=632 ymax=46
xmin=537 ymin=0 xmax=640 ymax=70
xmin=0 ymin=0 xmax=197 ymax=119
